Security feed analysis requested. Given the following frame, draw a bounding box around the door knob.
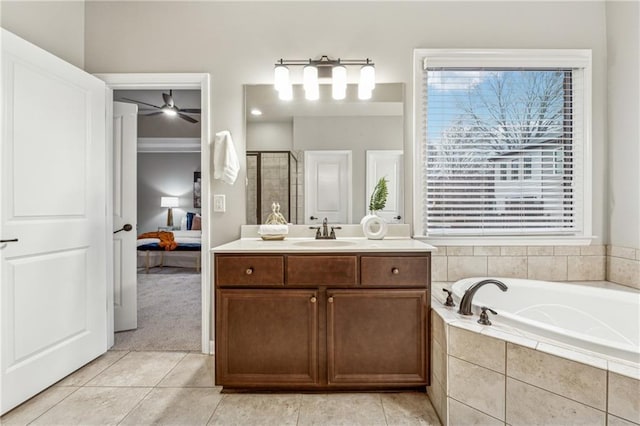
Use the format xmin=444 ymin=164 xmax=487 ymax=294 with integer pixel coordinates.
xmin=393 ymin=215 xmax=402 ymax=220
xmin=0 ymin=238 xmax=18 ymax=243
xmin=113 ymin=224 xmax=133 ymax=234
xmin=310 ymin=216 xmax=318 ymax=220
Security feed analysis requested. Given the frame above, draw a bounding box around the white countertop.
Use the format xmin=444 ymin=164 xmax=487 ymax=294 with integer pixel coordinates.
xmin=211 ymin=237 xmax=436 ymax=253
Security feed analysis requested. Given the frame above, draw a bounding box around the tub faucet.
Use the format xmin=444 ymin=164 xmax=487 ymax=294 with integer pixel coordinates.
xmin=458 ymin=279 xmax=508 ymax=316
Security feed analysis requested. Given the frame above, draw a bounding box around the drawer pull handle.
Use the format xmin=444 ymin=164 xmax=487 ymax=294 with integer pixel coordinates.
xmin=245 ymin=267 xmax=254 ymax=275
xmin=328 ymin=297 xmax=334 ymax=303
xmin=310 ymin=296 xmax=317 ymax=303
xmin=392 ymin=267 xmax=400 ymax=275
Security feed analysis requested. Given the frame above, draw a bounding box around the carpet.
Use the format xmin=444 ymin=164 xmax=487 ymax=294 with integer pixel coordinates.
xmin=113 ymin=268 xmax=201 ymax=351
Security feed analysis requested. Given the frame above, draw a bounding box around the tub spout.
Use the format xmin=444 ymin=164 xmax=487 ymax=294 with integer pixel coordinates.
xmin=458 ymin=279 xmax=508 ymax=316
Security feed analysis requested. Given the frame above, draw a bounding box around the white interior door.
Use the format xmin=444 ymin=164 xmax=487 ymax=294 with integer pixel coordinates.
xmin=366 ymin=150 xmax=404 ymax=223
xmin=0 ymin=30 xmax=107 ymax=414
xmin=113 ymin=102 xmax=138 ymax=332
xmin=304 ymin=151 xmax=352 ymax=224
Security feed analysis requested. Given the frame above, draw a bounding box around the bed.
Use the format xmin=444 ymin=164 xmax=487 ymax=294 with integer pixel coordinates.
xmin=136 ymin=230 xmax=202 ymax=273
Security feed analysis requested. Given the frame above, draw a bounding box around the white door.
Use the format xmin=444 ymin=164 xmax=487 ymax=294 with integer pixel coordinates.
xmin=366 ymin=150 xmax=404 ymax=223
xmin=304 ymin=151 xmax=352 ymax=224
xmin=113 ymin=102 xmax=138 ymax=332
xmin=0 ymin=30 xmax=107 ymax=414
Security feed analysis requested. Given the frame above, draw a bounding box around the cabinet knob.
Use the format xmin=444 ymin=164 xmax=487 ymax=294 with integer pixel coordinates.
xmin=392 ymin=267 xmax=400 ymax=275
xmin=328 ymin=297 xmax=334 ymax=303
xmin=310 ymin=296 xmax=317 ymax=303
xmin=245 ymin=267 xmax=253 ymax=275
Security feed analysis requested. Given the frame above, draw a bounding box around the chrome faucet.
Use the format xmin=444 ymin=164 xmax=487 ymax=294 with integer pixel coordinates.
xmin=309 ymin=217 xmax=341 ymax=239
xmin=457 ymin=279 xmax=508 ymax=316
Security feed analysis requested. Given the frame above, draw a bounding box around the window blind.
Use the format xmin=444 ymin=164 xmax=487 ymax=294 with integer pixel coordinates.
xmin=421 ymin=68 xmax=584 ymax=236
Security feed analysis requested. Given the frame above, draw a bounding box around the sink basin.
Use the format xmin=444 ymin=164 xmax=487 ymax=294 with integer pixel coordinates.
xmin=293 ymin=240 xmax=358 ymax=248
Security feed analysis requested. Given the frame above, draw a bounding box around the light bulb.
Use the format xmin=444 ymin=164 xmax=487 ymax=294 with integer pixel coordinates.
xmin=278 ymin=84 xmax=293 ymax=101
xmin=303 ymin=65 xmax=318 ymax=90
xmin=332 ymin=65 xmax=347 ymax=100
xmin=274 ymin=64 xmax=289 ymax=92
xmin=162 ymin=107 xmax=178 ymax=116
xmin=360 ymin=64 xmax=375 ymax=91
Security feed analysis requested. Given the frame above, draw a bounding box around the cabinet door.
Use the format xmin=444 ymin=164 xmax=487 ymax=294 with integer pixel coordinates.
xmin=216 ymin=289 xmax=319 ymax=387
xmin=327 ymin=290 xmax=428 ymax=386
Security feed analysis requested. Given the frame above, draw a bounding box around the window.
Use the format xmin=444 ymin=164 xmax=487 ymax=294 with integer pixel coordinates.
xmin=414 ymin=49 xmax=592 ymax=239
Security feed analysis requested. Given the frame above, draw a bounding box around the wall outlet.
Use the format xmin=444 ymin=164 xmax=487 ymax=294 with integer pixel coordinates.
xmin=213 ymin=194 xmax=226 ymax=212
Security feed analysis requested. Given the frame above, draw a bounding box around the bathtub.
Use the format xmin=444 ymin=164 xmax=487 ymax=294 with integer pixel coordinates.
xmin=451 ymin=277 xmax=640 ymax=364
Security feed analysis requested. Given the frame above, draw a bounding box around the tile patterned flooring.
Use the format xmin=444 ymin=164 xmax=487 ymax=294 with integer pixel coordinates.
xmin=1 ymin=351 xmax=441 ymax=425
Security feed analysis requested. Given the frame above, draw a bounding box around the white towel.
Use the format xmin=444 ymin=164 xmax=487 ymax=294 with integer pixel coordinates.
xmin=212 ymin=130 xmax=240 ymax=185
xmin=258 ymin=224 xmax=289 ymax=235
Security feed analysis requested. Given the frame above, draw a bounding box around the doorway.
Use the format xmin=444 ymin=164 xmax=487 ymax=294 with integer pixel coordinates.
xmin=98 ymin=74 xmax=211 ymax=354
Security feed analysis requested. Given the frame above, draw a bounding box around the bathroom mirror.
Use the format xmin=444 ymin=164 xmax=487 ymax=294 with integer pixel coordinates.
xmin=245 ymin=83 xmax=404 ymax=224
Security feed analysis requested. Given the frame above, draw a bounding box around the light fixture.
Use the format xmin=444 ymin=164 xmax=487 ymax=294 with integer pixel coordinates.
xmin=160 ymin=196 xmax=179 ymax=227
xmin=250 ymin=108 xmax=263 ymax=116
xmin=273 ymin=56 xmax=375 ymax=101
xmin=162 ymin=106 xmax=178 ymax=116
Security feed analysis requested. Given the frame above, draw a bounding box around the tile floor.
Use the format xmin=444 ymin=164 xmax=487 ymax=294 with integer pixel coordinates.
xmin=1 ymin=351 xmax=441 ymax=425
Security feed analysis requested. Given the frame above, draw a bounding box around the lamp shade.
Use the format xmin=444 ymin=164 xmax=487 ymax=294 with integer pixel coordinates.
xmin=161 ymin=197 xmax=179 ymax=208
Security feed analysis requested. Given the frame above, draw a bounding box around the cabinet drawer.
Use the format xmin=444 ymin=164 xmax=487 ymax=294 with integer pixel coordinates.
xmin=216 ymin=255 xmax=284 ymax=286
xmin=360 ymin=256 xmax=429 ymax=287
xmin=287 ymin=255 xmax=357 ymax=286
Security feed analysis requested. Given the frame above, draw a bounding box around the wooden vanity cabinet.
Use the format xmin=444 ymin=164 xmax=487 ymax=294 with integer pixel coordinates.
xmin=214 ymin=252 xmax=430 ymax=390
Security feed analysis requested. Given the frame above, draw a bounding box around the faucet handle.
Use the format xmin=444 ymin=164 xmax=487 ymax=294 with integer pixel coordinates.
xmin=442 ymin=289 xmax=455 ymax=307
xmin=309 ymin=226 xmax=321 ymax=238
xmin=477 ymin=306 xmax=497 ymax=326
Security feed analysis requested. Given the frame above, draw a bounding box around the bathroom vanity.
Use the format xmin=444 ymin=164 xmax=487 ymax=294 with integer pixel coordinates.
xmin=212 ymin=236 xmax=434 ymax=391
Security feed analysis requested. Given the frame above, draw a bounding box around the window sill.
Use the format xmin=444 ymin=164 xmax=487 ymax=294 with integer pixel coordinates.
xmin=412 ymin=236 xmax=596 ymax=246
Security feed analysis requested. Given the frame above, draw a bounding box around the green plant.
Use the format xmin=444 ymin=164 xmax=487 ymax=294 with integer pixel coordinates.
xmin=369 ymin=177 xmax=389 ymax=213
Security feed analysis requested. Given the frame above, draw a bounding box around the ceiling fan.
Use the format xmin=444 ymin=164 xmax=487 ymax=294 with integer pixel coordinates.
xmin=120 ymin=90 xmax=201 ymax=123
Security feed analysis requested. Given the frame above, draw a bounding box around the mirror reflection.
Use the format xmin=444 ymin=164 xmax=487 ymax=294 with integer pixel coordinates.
xmin=245 ymin=83 xmax=404 ymax=224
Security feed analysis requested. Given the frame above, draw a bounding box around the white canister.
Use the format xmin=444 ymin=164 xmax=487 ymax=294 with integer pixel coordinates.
xmin=361 ymin=215 xmax=388 ymax=240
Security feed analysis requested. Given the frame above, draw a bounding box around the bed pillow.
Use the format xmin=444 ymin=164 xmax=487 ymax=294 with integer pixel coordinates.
xmin=180 ymin=216 xmax=188 ymax=230
xmin=186 ymin=212 xmax=196 ymax=230
xmin=192 ymin=215 xmax=201 ymax=230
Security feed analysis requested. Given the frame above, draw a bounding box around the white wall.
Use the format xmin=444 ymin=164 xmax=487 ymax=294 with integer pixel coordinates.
xmin=606 ymin=1 xmax=640 ymax=250
xmin=81 ymin=2 xmax=606 ymax=246
xmin=246 ymin=122 xmax=293 ymax=151
xmin=137 ymin=152 xmax=201 ymax=234
xmin=0 ymin=0 xmax=85 ymax=69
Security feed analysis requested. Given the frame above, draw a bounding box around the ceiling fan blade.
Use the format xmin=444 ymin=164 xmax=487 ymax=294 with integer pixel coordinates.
xmin=142 ymin=111 xmax=164 ymax=116
xmin=163 ymin=91 xmax=174 ymax=108
xmin=178 ymin=113 xmax=199 ymax=123
xmin=120 ymin=97 xmax=162 ymax=109
xmin=179 ymin=108 xmax=201 ymax=113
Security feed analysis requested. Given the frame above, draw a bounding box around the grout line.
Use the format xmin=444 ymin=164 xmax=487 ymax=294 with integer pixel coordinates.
xmin=205 ymin=392 xmax=226 ymax=425
xmin=24 ymin=385 xmax=83 ymax=425
xmin=378 ymin=393 xmax=389 ymax=426
xmin=507 ymin=376 xmax=606 ymax=413
xmin=153 ymin=351 xmax=189 ymax=388
xmin=115 ymin=386 xmax=154 ymax=426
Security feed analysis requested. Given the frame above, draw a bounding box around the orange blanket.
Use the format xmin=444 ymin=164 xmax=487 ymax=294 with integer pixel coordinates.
xmin=137 ymin=231 xmax=178 ymax=251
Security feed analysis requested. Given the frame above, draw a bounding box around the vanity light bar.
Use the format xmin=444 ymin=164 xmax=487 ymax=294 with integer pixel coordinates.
xmin=274 ymin=56 xmax=375 ymax=101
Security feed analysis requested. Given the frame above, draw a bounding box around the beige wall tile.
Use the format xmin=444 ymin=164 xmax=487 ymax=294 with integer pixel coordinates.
xmin=473 ymin=246 xmax=500 ymax=256
xmin=637 ymin=249 xmax=640 ymax=261
xmin=448 ymin=356 xmax=505 ymax=420
xmin=447 ymin=246 xmax=473 ymax=256
xmin=432 ymin=246 xmax=446 ymax=256
xmin=501 ymin=246 xmax=527 ymax=256
xmin=506 ymin=378 xmax=606 ymax=426
xmin=568 ymin=256 xmax=606 ymax=281
xmin=608 ymin=372 xmax=640 ymax=424
xmin=449 ymin=398 xmax=503 ymax=426
xmin=431 ymin=338 xmax=447 ymax=386
xmin=527 ymin=246 xmax=554 ymax=256
xmin=447 ymin=256 xmax=487 ymax=281
xmin=608 ymin=257 xmax=640 ymax=289
xmin=487 ymin=256 xmax=527 ymax=278
xmin=608 ymin=414 xmax=639 ymax=426
xmin=431 ymin=310 xmax=446 ymax=347
xmin=427 ymin=378 xmax=447 ymax=424
xmin=506 ymin=343 xmax=606 ymax=410
xmin=431 ymin=255 xmax=448 ymax=281
xmin=449 ymin=326 xmax=505 ymax=373
xmin=611 ymin=246 xmax=638 ymax=260
xmin=555 ymin=246 xmax=581 ymax=255
xmin=527 ymin=256 xmax=568 ymax=281
xmin=582 ymin=245 xmax=606 ymax=256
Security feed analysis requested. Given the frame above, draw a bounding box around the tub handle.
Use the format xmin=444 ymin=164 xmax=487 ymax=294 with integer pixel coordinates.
xmin=442 ymin=289 xmax=455 ymax=307
xmin=478 ymin=306 xmax=497 ymax=326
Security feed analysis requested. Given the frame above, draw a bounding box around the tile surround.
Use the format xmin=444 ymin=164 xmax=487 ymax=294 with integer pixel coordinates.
xmin=448 ymin=356 xmax=505 ymax=420
xmin=608 ymin=372 xmax=640 ymax=424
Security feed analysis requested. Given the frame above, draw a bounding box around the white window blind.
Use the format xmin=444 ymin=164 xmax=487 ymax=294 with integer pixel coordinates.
xmin=420 ymin=65 xmax=586 ymax=237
